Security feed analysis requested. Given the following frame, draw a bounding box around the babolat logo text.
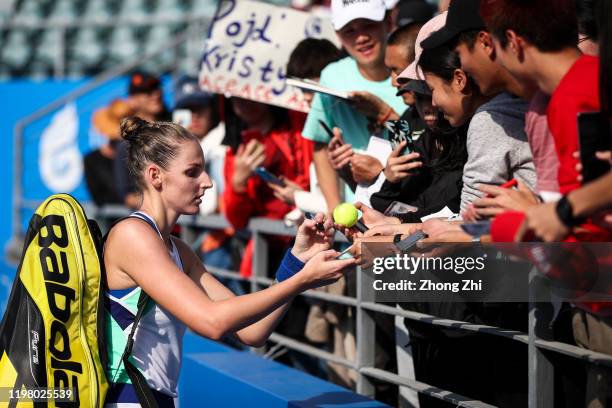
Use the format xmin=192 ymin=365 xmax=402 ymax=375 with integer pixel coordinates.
xmin=38 ymin=214 xmax=80 ymax=406
xmin=31 ymin=330 xmax=39 ymax=364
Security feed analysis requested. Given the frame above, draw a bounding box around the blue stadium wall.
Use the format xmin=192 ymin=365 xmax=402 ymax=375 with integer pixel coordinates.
xmin=0 ymin=78 xmax=172 ymax=310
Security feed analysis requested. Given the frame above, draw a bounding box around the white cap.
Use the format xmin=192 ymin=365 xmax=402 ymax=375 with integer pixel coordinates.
xmin=383 ymin=0 xmax=399 ymax=9
xmin=331 ymin=0 xmax=386 ymax=31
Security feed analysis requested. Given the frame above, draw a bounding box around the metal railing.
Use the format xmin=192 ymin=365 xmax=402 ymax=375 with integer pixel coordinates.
xmin=87 ymin=206 xmax=612 ymax=408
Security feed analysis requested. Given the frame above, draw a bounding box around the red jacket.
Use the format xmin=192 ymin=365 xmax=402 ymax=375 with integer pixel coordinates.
xmin=223 ymin=116 xmax=313 ymax=276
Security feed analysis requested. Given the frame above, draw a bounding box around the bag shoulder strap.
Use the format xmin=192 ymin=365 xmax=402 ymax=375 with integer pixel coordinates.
xmin=122 ymin=291 xmax=158 ymax=408
xmin=104 ymin=213 xmax=159 ymax=408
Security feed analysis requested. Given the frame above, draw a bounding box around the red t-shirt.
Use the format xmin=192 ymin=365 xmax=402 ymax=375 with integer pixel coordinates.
xmin=493 ymin=55 xmax=602 ymax=243
xmin=546 ymin=55 xmax=600 ymax=194
xmin=223 ymin=124 xmax=312 ymax=229
xmin=491 ymin=56 xmax=611 ymax=314
xmin=525 ymin=91 xmax=559 ymax=194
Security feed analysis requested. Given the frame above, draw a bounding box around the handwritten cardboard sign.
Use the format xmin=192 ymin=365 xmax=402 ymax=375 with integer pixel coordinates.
xmin=199 ymin=0 xmax=337 ymax=112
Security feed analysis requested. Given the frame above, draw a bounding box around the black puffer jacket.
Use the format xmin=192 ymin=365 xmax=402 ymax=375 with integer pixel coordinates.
xmin=370 ymin=122 xmax=468 ymax=222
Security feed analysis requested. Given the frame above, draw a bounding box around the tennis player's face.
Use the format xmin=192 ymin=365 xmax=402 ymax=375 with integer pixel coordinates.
xmin=163 ymin=139 xmax=212 ymax=215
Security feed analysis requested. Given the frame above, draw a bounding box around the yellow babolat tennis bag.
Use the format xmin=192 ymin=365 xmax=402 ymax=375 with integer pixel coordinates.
xmin=0 ymin=194 xmax=108 ymax=407
xmin=0 ymin=194 xmax=159 ymax=408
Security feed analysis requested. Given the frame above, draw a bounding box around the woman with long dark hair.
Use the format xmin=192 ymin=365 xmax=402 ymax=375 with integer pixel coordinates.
xmin=364 ymin=44 xmax=486 ymax=237
xmin=421 ymin=44 xmax=535 ymax=216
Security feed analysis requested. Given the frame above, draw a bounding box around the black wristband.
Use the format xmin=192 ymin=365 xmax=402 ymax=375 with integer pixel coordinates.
xmin=555 ymin=195 xmax=583 ymax=228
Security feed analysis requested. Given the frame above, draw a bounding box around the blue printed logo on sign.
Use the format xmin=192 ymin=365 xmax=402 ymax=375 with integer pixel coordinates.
xmin=39 ymin=103 xmax=83 ymax=193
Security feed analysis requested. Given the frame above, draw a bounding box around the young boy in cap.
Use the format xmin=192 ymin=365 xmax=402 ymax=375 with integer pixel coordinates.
xmin=301 ymin=0 xmax=406 ymax=210
xmin=327 ymin=23 xmax=427 ymax=184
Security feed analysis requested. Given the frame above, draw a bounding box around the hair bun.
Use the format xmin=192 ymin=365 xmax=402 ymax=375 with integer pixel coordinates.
xmin=120 ymin=116 xmax=149 ymax=142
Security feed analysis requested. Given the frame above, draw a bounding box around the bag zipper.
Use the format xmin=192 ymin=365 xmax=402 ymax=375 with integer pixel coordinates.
xmin=63 ymin=199 xmax=100 ymax=408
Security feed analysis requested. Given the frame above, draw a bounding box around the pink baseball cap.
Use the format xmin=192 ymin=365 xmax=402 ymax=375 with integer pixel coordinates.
xmin=397 ymin=11 xmax=448 ymax=83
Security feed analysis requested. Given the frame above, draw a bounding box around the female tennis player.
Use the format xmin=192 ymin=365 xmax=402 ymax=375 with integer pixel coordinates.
xmin=103 ymin=116 xmax=355 ymax=407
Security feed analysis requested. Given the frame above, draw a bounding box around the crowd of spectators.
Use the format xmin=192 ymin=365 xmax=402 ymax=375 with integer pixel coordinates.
xmin=83 ymin=0 xmax=612 ymax=406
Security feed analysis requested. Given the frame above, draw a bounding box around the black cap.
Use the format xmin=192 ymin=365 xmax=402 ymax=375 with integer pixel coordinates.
xmin=396 ymin=0 xmax=435 ymax=28
xmin=421 ymin=0 xmax=485 ymax=50
xmin=405 ymin=79 xmax=431 ymax=95
xmin=173 ymin=75 xmax=214 ymax=110
xmin=397 ymin=79 xmax=431 ymax=96
xmin=128 ymin=71 xmax=161 ymax=95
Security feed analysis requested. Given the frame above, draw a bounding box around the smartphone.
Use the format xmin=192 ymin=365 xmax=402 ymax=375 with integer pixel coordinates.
xmin=578 ymin=112 xmax=611 ymax=183
xmin=319 ymin=120 xmax=342 ymax=145
xmin=383 ymin=120 xmax=414 ymax=156
xmin=395 ymin=231 xmax=426 ymax=252
xmin=172 ymin=109 xmax=192 ymax=128
xmin=254 ymin=166 xmax=285 ymax=186
xmin=384 ymin=201 xmax=418 ymax=217
xmin=460 ymin=221 xmax=491 ymax=237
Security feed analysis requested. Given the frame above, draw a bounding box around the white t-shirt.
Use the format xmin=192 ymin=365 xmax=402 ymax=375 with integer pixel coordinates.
xmin=199 ymin=123 xmax=227 ymax=216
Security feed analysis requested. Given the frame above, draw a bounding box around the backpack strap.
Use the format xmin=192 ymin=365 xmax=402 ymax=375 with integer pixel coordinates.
xmin=120 ymin=290 xmax=158 ymax=408
xmin=104 ymin=214 xmax=160 ymax=408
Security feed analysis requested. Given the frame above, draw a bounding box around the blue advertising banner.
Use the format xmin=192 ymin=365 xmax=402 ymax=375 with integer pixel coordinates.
xmin=0 ymin=77 xmax=173 ymax=311
xmin=0 ymin=80 xmax=85 ymax=310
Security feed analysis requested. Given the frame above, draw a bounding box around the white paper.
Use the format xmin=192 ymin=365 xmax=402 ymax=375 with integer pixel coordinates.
xmin=295 ymin=190 xmax=328 ymax=214
xmin=285 ymin=78 xmax=349 ymax=100
xmin=420 ymin=206 xmax=457 ymax=222
xmin=353 ymin=136 xmax=393 ymax=207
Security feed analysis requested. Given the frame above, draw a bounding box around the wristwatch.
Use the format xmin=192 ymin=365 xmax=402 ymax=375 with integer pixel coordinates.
xmin=555 ymin=195 xmax=583 ymax=228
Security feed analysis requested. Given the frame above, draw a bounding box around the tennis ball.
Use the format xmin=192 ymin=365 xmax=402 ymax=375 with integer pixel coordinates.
xmin=333 ymin=203 xmax=359 ymax=228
